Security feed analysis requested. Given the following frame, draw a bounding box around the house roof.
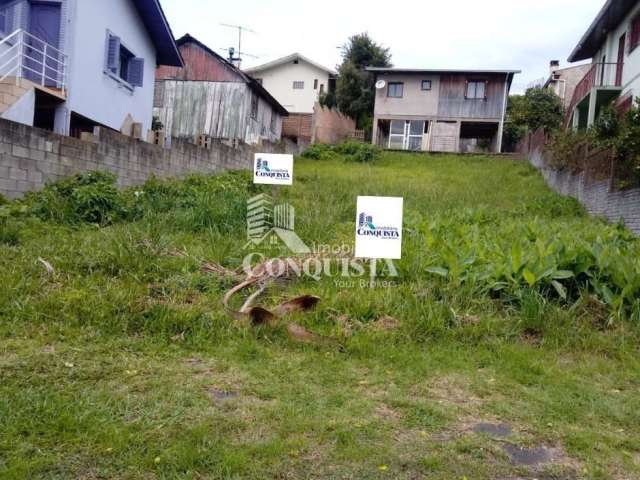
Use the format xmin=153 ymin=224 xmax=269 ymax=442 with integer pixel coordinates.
xmin=131 ymin=0 xmax=183 ymax=67
xmin=568 ymin=0 xmax=638 ymax=62
xmin=244 ymin=53 xmax=337 ymax=76
xmin=175 ymin=34 xmax=288 ymax=116
xmin=366 ymin=67 xmax=521 ymax=74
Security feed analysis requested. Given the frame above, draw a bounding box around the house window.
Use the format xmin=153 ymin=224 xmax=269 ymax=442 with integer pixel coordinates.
xmin=421 ymin=80 xmax=432 ymax=91
xmin=631 ymin=14 xmax=640 ymax=52
xmin=250 ymin=94 xmax=259 ymax=119
xmin=387 ymin=82 xmax=404 ymax=98
xmin=314 ymin=79 xmax=318 ymax=90
xmin=270 ymin=112 xmax=277 ymax=133
xmin=293 ymin=81 xmax=304 ymax=90
xmin=466 ymin=80 xmax=487 ymax=100
xmin=105 ymin=32 xmax=144 ymax=88
xmin=0 ymin=6 xmax=15 ymax=36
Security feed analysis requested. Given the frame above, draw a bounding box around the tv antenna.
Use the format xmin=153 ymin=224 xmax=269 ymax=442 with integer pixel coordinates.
xmin=220 ymin=23 xmax=258 ymax=63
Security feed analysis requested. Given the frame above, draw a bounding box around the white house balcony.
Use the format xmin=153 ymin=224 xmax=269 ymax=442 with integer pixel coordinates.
xmin=0 ymin=0 xmax=68 ymax=124
xmin=566 ymin=62 xmax=623 ymax=131
xmin=0 ymin=28 xmax=68 ymax=95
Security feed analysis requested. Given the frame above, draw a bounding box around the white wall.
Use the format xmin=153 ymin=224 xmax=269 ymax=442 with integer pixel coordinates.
xmin=1 ymin=88 xmax=34 ymax=124
xmin=593 ymin=2 xmax=640 ymax=100
xmin=249 ymin=60 xmax=330 ymax=114
xmin=61 ymin=0 xmax=157 ymax=134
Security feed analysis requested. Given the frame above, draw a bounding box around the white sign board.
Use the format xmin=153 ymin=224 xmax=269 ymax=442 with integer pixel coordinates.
xmin=253 ymin=153 xmax=294 ymax=186
xmin=355 ymin=196 xmax=404 ymax=260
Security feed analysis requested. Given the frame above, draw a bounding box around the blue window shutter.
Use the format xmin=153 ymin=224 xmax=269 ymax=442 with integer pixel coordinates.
xmin=128 ymin=58 xmax=144 ymax=87
xmin=106 ymin=34 xmax=120 ymax=72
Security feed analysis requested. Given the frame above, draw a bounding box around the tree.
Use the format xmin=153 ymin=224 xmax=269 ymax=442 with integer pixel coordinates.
xmin=334 ymin=33 xmax=392 ymax=131
xmin=517 ymin=87 xmax=565 ymax=133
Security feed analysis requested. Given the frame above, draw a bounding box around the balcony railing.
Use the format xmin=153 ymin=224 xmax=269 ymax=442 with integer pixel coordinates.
xmin=0 ymin=29 xmax=67 ymax=95
xmin=565 ymin=62 xmax=622 ymax=126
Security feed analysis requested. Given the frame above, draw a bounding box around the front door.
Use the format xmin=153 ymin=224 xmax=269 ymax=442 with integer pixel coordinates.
xmin=616 ymin=33 xmax=625 ymax=87
xmin=26 ymin=2 xmax=61 ymax=87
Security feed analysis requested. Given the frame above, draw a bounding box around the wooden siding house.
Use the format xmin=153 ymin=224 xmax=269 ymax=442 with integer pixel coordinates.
xmin=368 ymin=68 xmax=520 ymax=153
xmin=154 ymin=34 xmax=288 ymax=145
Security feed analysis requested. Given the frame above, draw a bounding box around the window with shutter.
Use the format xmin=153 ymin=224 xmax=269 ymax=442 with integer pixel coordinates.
xmin=104 ymin=31 xmax=144 ymax=89
xmin=631 ymin=14 xmax=640 ymax=52
xmin=128 ymin=58 xmax=144 ymax=87
xmin=106 ymin=34 xmax=121 ymax=73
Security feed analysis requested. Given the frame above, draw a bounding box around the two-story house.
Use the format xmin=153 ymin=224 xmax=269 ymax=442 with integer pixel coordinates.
xmin=566 ymin=0 xmax=640 ymax=130
xmin=154 ymin=34 xmax=288 ymax=145
xmin=244 ymin=53 xmax=336 ymax=141
xmin=368 ymin=68 xmax=520 ymax=153
xmin=544 ymin=60 xmax=592 ymax=110
xmin=0 ymin=0 xmax=182 ymax=138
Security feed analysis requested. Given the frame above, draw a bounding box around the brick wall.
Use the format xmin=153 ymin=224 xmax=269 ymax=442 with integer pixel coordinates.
xmin=0 ymin=118 xmax=298 ymax=200
xmin=520 ymin=130 xmax=640 ymax=235
xmin=282 ymin=113 xmax=313 ymax=140
xmin=311 ymin=104 xmax=356 ymax=144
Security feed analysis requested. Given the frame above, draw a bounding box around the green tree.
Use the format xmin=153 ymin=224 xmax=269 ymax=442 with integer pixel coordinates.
xmin=518 ymin=87 xmax=565 ymax=133
xmin=334 ymin=33 xmax=392 ymax=131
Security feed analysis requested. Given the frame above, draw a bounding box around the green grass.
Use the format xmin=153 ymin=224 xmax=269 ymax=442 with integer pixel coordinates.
xmin=1 ymin=152 xmax=640 ymax=479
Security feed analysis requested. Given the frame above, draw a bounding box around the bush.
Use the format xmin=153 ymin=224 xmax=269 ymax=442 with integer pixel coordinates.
xmin=0 ymin=193 xmax=7 ymax=206
xmin=547 ymin=130 xmax=587 ymax=172
xmin=590 ymin=106 xmax=619 ymax=147
xmin=26 ymin=171 xmax=130 ymax=225
xmin=302 ymin=141 xmax=380 ymax=163
xmin=301 ymin=143 xmax=337 ymax=161
xmin=612 ymin=100 xmax=640 ymax=187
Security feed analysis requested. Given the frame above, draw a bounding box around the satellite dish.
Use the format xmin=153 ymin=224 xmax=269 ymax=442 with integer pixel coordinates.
xmin=375 ymin=80 xmax=386 ymax=90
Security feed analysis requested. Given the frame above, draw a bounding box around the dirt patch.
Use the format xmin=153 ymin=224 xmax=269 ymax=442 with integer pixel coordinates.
xmin=208 ymin=388 xmax=239 ymax=403
xmin=371 ymin=315 xmax=400 ymax=331
xmin=424 ymin=374 xmax=483 ymax=409
xmin=472 ymin=422 xmax=513 ymax=438
xmin=375 ymin=403 xmax=402 ymax=422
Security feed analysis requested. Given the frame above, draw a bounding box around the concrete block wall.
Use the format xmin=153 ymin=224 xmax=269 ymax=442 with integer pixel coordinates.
xmin=0 ymin=118 xmax=298 ymax=200
xmin=522 ymin=131 xmax=640 ymax=235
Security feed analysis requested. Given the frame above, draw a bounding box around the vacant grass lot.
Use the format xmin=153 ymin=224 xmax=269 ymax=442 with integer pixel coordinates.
xmin=1 ymin=152 xmax=640 ymax=479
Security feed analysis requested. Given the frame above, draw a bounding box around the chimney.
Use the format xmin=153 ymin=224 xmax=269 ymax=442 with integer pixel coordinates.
xmin=550 ymin=60 xmax=560 ymax=74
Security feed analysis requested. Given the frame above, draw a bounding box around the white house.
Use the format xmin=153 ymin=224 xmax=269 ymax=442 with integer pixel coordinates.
xmin=244 ymin=53 xmax=336 ymax=141
xmin=566 ymin=0 xmax=640 ymax=129
xmin=0 ymin=0 xmax=182 ymax=137
xmin=244 ymin=53 xmax=336 ymax=114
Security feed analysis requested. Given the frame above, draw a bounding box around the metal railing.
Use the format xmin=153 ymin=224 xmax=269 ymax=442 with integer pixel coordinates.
xmin=565 ymin=62 xmax=622 ymax=126
xmin=0 ymin=29 xmax=68 ymax=95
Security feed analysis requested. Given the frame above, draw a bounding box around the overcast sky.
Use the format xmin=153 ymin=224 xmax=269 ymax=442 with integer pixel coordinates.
xmin=161 ymin=0 xmax=605 ymax=94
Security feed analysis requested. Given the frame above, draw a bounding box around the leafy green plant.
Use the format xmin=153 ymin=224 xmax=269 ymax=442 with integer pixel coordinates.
xmin=25 ymin=171 xmax=129 ymax=225
xmin=302 ymin=141 xmax=380 ymax=163
xmin=301 ymin=143 xmax=337 ymax=161
xmin=423 ymin=209 xmax=640 ymax=323
xmin=547 ymin=130 xmax=587 ymax=171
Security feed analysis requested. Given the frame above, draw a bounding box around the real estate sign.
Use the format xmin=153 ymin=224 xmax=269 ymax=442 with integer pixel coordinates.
xmin=253 ymin=154 xmax=294 ymax=186
xmin=355 ymin=196 xmax=404 ymax=260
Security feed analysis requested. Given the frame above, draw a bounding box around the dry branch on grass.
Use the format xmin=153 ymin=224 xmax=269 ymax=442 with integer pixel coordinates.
xmin=205 ymin=258 xmax=335 ymax=346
